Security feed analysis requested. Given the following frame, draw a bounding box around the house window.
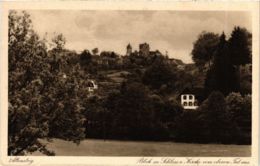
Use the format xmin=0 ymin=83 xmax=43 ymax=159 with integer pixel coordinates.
xmin=183 ymin=95 xmax=187 ymax=100
xmin=88 ymin=82 xmax=94 ymax=87
xmin=189 ymin=102 xmax=193 ymax=106
xmin=189 ymin=95 xmax=193 ymax=100
xmin=183 ymin=102 xmax=187 ymax=106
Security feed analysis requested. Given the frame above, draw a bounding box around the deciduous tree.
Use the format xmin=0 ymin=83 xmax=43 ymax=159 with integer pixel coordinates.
xmin=191 ymin=31 xmax=219 ymax=69
xmin=8 ymin=11 xmax=86 ymax=155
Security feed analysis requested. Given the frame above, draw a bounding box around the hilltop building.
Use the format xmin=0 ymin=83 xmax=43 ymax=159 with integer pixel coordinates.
xmin=150 ymin=50 xmax=162 ymax=57
xmin=125 ymin=43 xmax=185 ymax=70
xmin=139 ymin=43 xmax=150 ymax=56
xmin=126 ymin=43 xmax=132 ymax=56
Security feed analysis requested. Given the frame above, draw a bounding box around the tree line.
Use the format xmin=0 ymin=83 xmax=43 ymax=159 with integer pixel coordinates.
xmin=192 ymin=29 xmax=252 ymax=96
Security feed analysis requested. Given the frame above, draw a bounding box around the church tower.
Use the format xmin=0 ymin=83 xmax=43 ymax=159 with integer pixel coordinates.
xmin=126 ymin=43 xmax=132 ymax=56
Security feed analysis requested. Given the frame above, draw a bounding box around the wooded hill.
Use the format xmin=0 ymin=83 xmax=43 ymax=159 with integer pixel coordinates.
xmin=8 ymin=11 xmax=252 ymax=156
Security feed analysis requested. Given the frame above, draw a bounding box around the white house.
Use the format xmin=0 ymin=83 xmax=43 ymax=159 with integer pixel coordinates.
xmin=87 ymin=80 xmax=98 ymax=92
xmin=181 ymin=94 xmax=198 ymax=110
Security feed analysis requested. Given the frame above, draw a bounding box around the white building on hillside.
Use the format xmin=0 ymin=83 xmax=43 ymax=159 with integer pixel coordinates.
xmin=87 ymin=80 xmax=98 ymax=92
xmin=181 ymin=94 xmax=198 ymax=110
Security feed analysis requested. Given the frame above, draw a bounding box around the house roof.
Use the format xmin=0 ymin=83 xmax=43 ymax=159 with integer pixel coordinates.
xmin=177 ymin=87 xmax=205 ymax=102
xmin=168 ymin=58 xmax=184 ymax=65
xmin=127 ymin=43 xmax=132 ymax=49
xmin=181 ymin=87 xmax=202 ymax=94
xmin=150 ymin=50 xmax=162 ymax=56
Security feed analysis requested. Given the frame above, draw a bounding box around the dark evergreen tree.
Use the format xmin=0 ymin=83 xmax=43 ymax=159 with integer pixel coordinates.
xmin=204 ymin=33 xmax=240 ymax=96
xmin=228 ymin=27 xmax=252 ymax=95
xmin=204 ymin=67 xmax=216 ymax=96
xmin=229 ymin=26 xmax=252 ymax=66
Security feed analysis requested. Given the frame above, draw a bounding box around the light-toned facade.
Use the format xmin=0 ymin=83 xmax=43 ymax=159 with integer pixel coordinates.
xmin=87 ymin=80 xmax=98 ymax=92
xmin=181 ymin=94 xmax=198 ymax=110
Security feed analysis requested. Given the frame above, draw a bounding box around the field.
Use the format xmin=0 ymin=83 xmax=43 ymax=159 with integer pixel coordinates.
xmin=31 ymin=139 xmax=251 ymax=156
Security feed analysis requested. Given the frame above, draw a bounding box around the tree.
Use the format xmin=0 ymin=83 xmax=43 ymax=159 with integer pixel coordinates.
xmin=227 ymin=27 xmax=252 ymax=96
xmin=148 ymin=95 xmax=183 ymax=125
xmin=175 ymin=91 xmax=238 ymax=144
xmin=115 ymin=82 xmax=156 ymax=139
xmin=201 ymin=91 xmax=237 ymax=143
xmin=101 ymin=81 xmax=174 ymax=140
xmin=174 ymin=110 xmax=204 ymax=143
xmin=80 ymin=49 xmax=92 ymax=66
xmin=92 ymin=48 xmax=99 ymax=55
xmin=226 ymin=92 xmax=244 ymax=118
xmin=8 ymin=11 xmax=86 ymax=155
xmin=225 ymin=93 xmax=251 ymax=144
xmin=191 ymin=31 xmax=219 ymax=69
xmin=100 ymin=51 xmax=119 ymax=58
xmin=8 ymin=11 xmax=53 ymax=155
xmin=52 ymin=33 xmax=66 ymax=51
xmin=229 ymin=26 xmax=252 ymax=66
xmin=142 ymin=59 xmax=177 ymax=89
xmin=240 ymin=64 xmax=252 ymax=95
xmin=46 ymin=65 xmax=87 ymax=143
xmin=204 ymin=33 xmax=240 ymax=96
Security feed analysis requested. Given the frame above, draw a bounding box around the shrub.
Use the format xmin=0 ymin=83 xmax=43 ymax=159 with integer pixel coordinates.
xmin=174 ymin=91 xmax=239 ymax=144
xmin=226 ymin=93 xmax=251 ymax=144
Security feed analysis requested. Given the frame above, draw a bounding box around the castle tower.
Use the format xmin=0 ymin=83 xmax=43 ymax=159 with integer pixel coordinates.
xmin=139 ymin=43 xmax=150 ymax=56
xmin=126 ymin=43 xmax=132 ymax=56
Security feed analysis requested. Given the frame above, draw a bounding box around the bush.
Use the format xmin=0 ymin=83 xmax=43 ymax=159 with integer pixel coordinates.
xmin=226 ymin=93 xmax=251 ymax=144
xmin=174 ymin=111 xmax=206 ymax=143
xmin=174 ymin=91 xmax=240 ymax=144
xmin=85 ymin=81 xmax=184 ymax=141
xmin=200 ymin=91 xmax=237 ymax=143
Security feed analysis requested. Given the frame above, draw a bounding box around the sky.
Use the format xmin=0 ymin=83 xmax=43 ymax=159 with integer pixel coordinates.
xmin=28 ymin=10 xmax=251 ymax=63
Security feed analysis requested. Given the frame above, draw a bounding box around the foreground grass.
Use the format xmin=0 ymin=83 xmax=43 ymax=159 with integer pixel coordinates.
xmin=30 ymin=139 xmax=251 ymax=156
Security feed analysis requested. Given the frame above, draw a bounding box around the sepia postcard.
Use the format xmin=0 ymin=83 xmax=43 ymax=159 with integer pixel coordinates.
xmin=0 ymin=1 xmax=259 ymax=166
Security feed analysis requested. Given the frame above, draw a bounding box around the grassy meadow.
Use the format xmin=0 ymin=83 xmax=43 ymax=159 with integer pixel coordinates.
xmin=31 ymin=139 xmax=251 ymax=156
